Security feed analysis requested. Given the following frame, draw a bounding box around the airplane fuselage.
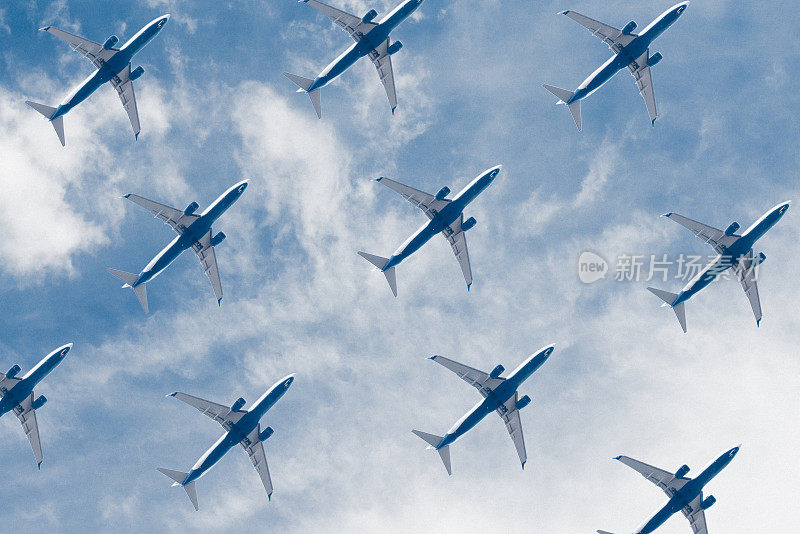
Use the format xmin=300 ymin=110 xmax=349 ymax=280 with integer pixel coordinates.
xmin=181 ymin=375 xmax=294 ymax=487
xmin=0 ymin=344 xmax=71 ymax=417
xmin=132 ymin=181 xmax=248 ymax=288
xmin=567 ymin=3 xmax=688 ymax=104
xmin=50 ymin=15 xmax=169 ymax=121
xmin=307 ymin=0 xmax=423 ymax=92
xmin=381 ymin=165 xmax=499 ymax=272
xmin=672 ymin=202 xmax=790 ymax=307
xmin=435 ymin=345 xmax=553 ymax=450
xmin=636 ymin=447 xmax=739 ymax=534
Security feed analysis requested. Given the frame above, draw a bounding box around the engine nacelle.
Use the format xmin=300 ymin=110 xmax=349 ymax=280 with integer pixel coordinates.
xmin=5 ymin=364 xmax=21 ymax=380
xmin=647 ymin=52 xmax=663 ymax=67
xmin=388 ymin=41 xmax=403 ymax=55
xmin=183 ymin=201 xmax=199 ymax=216
xmin=32 ymin=395 xmax=47 ymax=410
xmin=361 ymin=9 xmax=378 ymax=24
xmin=435 ymin=186 xmax=450 ymax=201
xmin=230 ymin=397 xmax=246 ymax=412
xmin=724 ymin=222 xmax=740 ymax=236
xmin=754 ymin=252 xmax=766 ymax=266
xmin=130 ymin=66 xmax=145 ymax=81
xmin=515 ymin=394 xmax=531 ymax=410
xmin=675 ymin=464 xmax=690 ymax=478
xmin=103 ymin=35 xmax=119 ymax=50
xmin=210 ymin=232 xmax=226 ymax=247
xmin=259 ymin=426 xmax=274 ymax=441
xmin=489 ymin=364 xmax=505 ymax=379
xmin=622 ymin=21 xmax=637 ymax=35
xmin=462 ymin=217 xmax=477 ymax=232
xmin=701 ymin=495 xmax=716 ymax=510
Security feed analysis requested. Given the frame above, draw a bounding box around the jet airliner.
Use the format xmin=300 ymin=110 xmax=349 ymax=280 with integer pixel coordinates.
xmin=26 ymin=14 xmax=170 ymax=146
xmin=544 ymin=2 xmax=689 ymax=129
xmin=158 ymin=375 xmax=295 ymax=510
xmin=358 ymin=165 xmax=500 ymax=296
xmin=284 ymin=0 xmax=424 ymax=117
xmin=108 ymin=180 xmax=248 ymax=313
xmin=647 ymin=201 xmax=790 ymax=332
xmin=598 ymin=446 xmax=740 ymax=534
xmin=0 ymin=343 xmax=72 ymax=468
xmin=412 ymin=345 xmax=554 ymax=475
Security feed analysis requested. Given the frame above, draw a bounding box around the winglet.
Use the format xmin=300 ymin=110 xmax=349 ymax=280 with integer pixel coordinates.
xmin=37 ymin=460 xmax=42 ymax=470
xmin=558 ymin=10 xmax=569 ymax=15
xmin=217 ymin=297 xmax=222 ymax=307
xmin=466 ymin=282 xmax=471 ymax=292
xmin=167 ymin=392 xmax=178 ymax=398
xmin=612 ymin=456 xmax=622 ymax=461
xmin=652 ymin=118 xmax=657 ymax=127
xmin=756 ymin=318 xmax=761 ymax=327
xmin=38 ymin=26 xmax=50 ymax=32
xmin=661 ymin=212 xmax=672 ymax=217
xmin=521 ymin=460 xmax=526 ymax=470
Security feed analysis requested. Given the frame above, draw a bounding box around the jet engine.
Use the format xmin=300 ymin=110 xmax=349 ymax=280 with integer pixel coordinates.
xmin=724 ymin=222 xmax=740 ymax=236
xmin=647 ymin=52 xmax=663 ymax=67
xmin=622 ymin=21 xmax=637 ymax=35
xmin=435 ymin=186 xmax=450 ymax=201
xmin=259 ymin=426 xmax=274 ymax=441
xmin=515 ymin=395 xmax=531 ymax=410
xmin=675 ymin=464 xmax=690 ymax=478
xmin=361 ymin=9 xmax=378 ymax=24
xmin=103 ymin=35 xmax=119 ymax=50
xmin=754 ymin=252 xmax=766 ymax=266
xmin=701 ymin=495 xmax=716 ymax=510
xmin=183 ymin=202 xmax=199 ymax=216
xmin=489 ymin=364 xmax=505 ymax=379
xmin=5 ymin=364 xmax=21 ymax=380
xmin=231 ymin=397 xmax=246 ymax=412
xmin=32 ymin=395 xmax=47 ymax=410
xmin=211 ymin=232 xmax=226 ymax=247
xmin=388 ymin=41 xmax=403 ymax=55
xmin=130 ymin=66 xmax=145 ymax=81
xmin=461 ymin=217 xmax=477 ymax=231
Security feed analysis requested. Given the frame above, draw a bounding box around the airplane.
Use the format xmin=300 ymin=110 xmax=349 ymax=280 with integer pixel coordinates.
xmin=597 ymin=446 xmax=740 ymax=534
xmin=358 ymin=165 xmax=500 ymax=297
xmin=0 ymin=343 xmax=72 ymax=468
xmin=157 ymin=374 xmax=295 ymax=510
xmin=26 ymin=14 xmax=170 ymax=146
xmin=412 ymin=344 xmax=554 ymax=475
xmin=647 ymin=201 xmax=790 ymax=332
xmin=543 ymin=2 xmax=689 ymax=130
xmin=283 ymin=0 xmax=424 ymax=118
xmin=108 ymin=180 xmax=248 ymax=313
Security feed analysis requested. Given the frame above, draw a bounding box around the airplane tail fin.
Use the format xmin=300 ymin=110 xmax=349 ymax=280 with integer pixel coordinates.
xmin=25 ymin=101 xmax=65 ymax=146
xmin=357 ymin=252 xmax=397 ymax=297
xmin=157 ymin=468 xmax=198 ymax=510
xmin=412 ymin=430 xmax=452 ymax=476
xmin=646 ymin=287 xmax=687 ymax=333
xmin=107 ymin=268 xmax=148 ymax=313
xmin=282 ymin=72 xmax=321 ymax=119
xmin=542 ymin=84 xmax=581 ymax=131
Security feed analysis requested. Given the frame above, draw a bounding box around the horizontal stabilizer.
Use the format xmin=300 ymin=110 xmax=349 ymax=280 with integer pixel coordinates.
xmin=283 ymin=72 xmax=321 ymax=118
xmin=542 ymin=84 xmax=581 ymax=130
xmin=412 ymin=430 xmax=451 ymax=475
xmin=157 ymin=468 xmax=198 ymax=510
xmin=647 ymin=287 xmax=686 ymax=333
xmin=26 ymin=101 xmax=65 ymax=146
xmin=597 ymin=531 xmax=615 ymax=534
xmin=358 ymin=252 xmax=397 ymax=297
xmin=108 ymin=268 xmax=148 ymax=313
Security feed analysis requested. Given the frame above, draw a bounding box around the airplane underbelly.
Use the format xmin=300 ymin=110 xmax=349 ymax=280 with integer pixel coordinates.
xmin=320 ymin=46 xmax=362 ymax=81
xmin=61 ymin=72 xmax=105 ymax=108
xmin=393 ymin=224 xmax=436 ymax=258
xmin=579 ymin=59 xmax=621 ymax=97
xmin=144 ymin=240 xmax=186 ymax=280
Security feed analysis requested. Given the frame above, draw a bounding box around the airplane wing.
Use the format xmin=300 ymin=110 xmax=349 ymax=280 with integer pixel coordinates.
xmin=13 ymin=393 xmax=43 ymax=467
xmin=733 ymin=250 xmax=762 ymax=326
xmin=681 ymin=493 xmax=709 ymax=534
xmin=191 ymin=230 xmax=223 ymax=305
xmin=374 ymin=177 xmax=450 ymax=220
xmin=663 ymin=212 xmax=737 ymax=254
xmin=628 ymin=51 xmax=657 ymax=125
xmin=122 ymin=193 xmax=198 ymax=234
xmin=615 ymin=455 xmax=690 ymax=499
xmin=40 ymin=26 xmax=117 ymax=69
xmin=110 ymin=64 xmax=141 ymax=139
xmin=441 ymin=215 xmax=472 ymax=290
xmin=240 ymin=425 xmax=273 ymax=500
xmin=559 ymin=10 xmax=636 ymax=54
xmin=302 ymin=0 xmax=376 ymax=41
xmin=168 ymin=392 xmax=245 ymax=431
xmin=368 ymin=39 xmax=397 ymax=113
xmin=429 ymin=355 xmax=504 ymax=398
xmin=495 ymin=393 xmax=526 ymax=468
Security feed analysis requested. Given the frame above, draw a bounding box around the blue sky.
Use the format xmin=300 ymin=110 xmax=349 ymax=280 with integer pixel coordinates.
xmin=0 ymin=0 xmax=798 ymax=532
